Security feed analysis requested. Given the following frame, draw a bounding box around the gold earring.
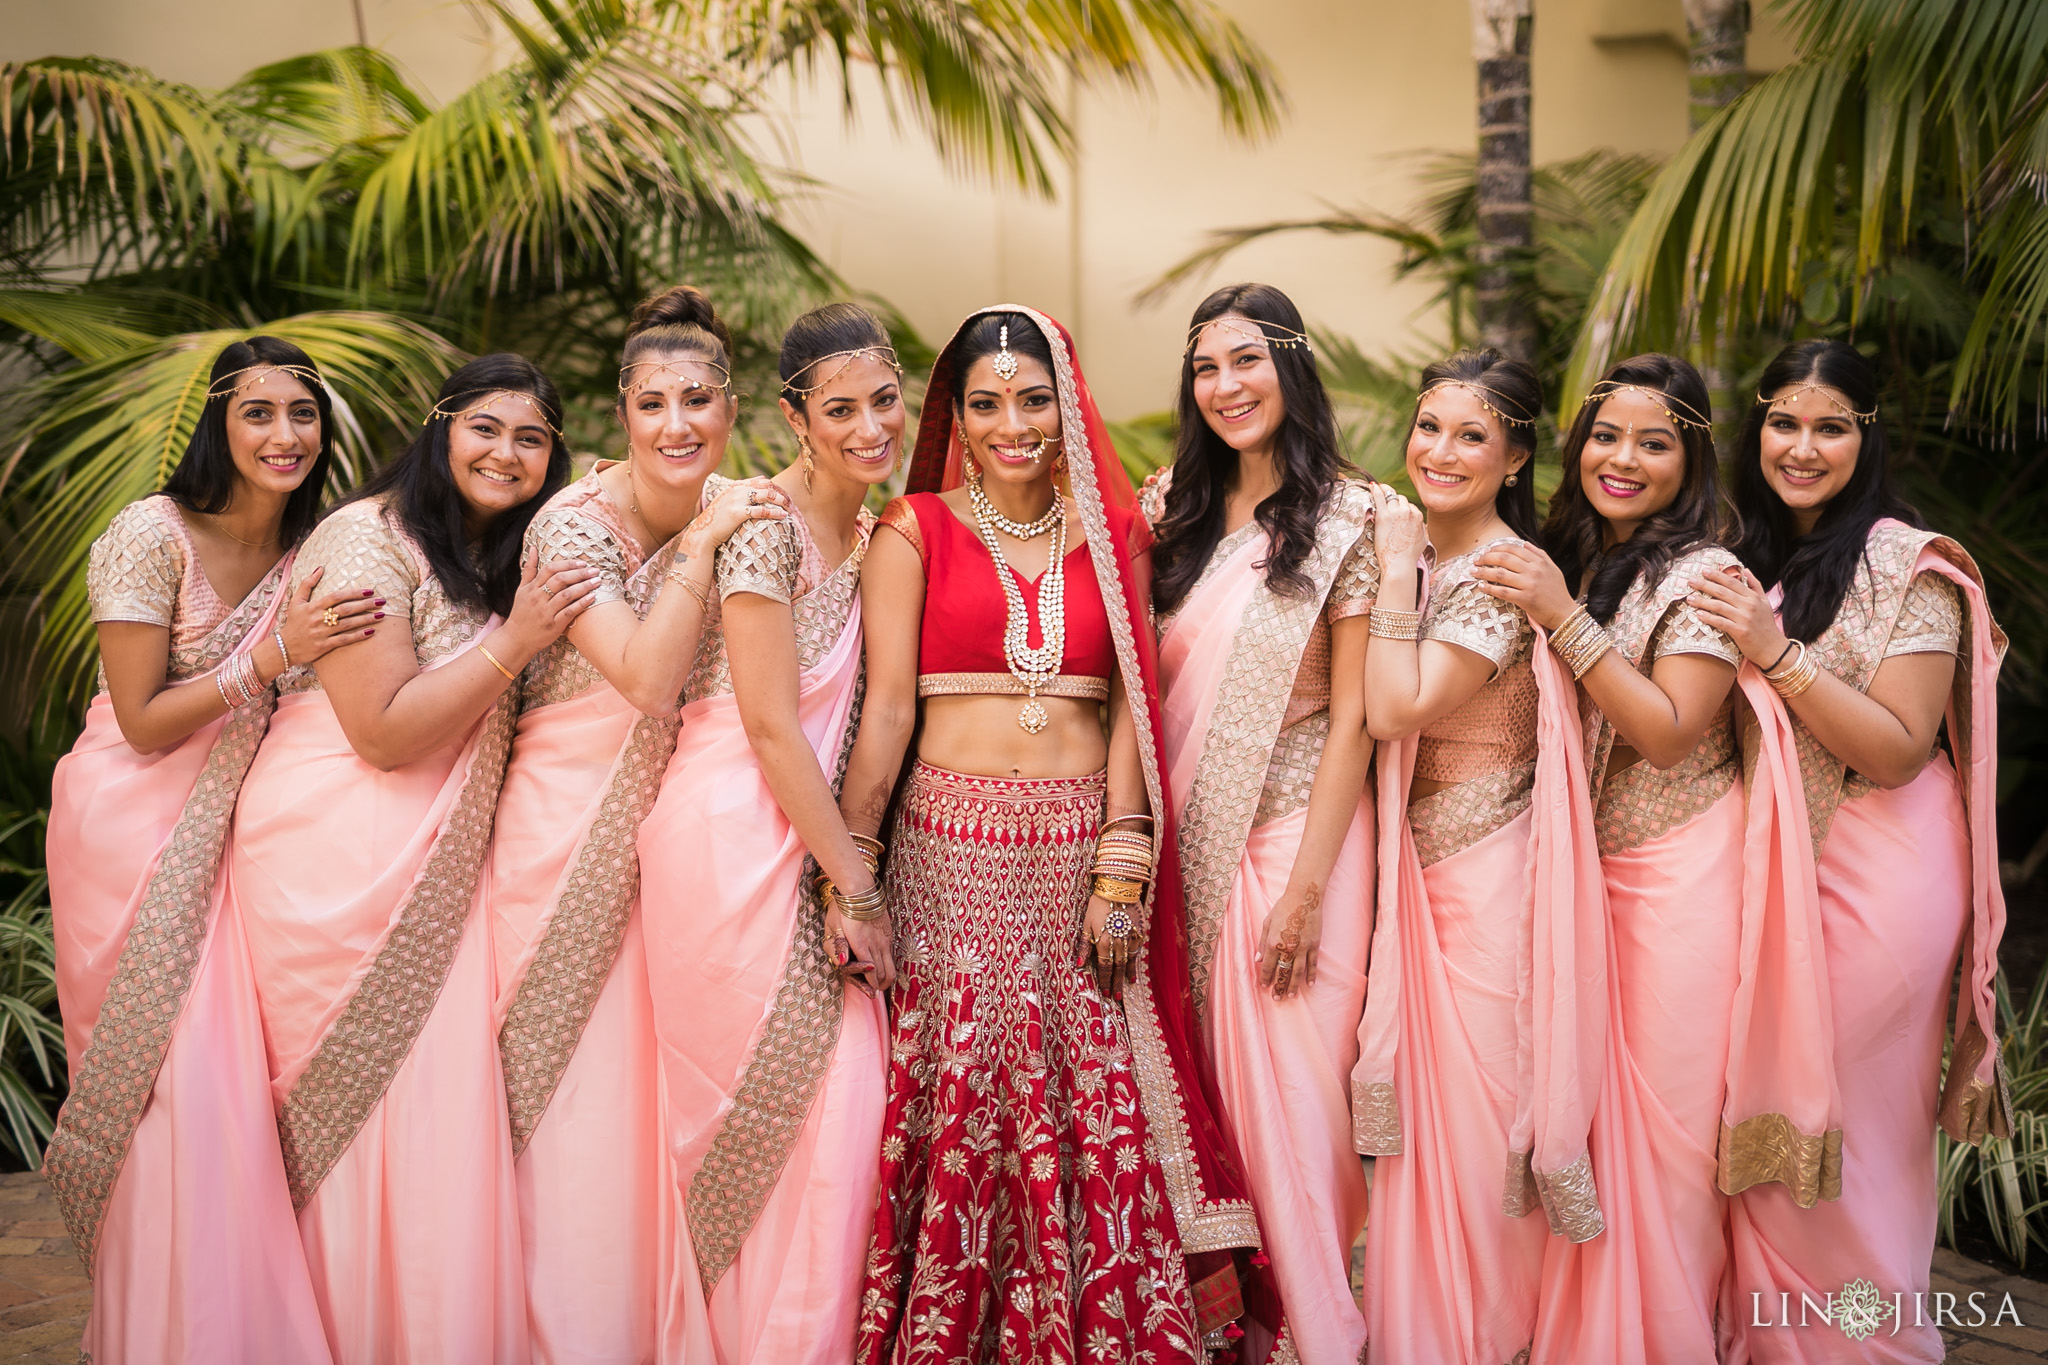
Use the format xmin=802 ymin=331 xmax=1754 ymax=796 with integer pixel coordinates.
xmin=1505 ymin=472 xmax=1519 ymax=487
xmin=965 ymin=454 xmax=984 ymax=487
xmin=798 ymin=434 xmax=814 ymax=493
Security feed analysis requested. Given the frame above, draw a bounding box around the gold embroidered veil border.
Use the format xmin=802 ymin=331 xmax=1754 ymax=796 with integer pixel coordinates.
xmin=279 ymin=677 xmax=518 ymax=1211
xmin=44 ymin=569 xmax=289 ymax=1271
xmin=1175 ymin=483 xmax=1372 ymax=1021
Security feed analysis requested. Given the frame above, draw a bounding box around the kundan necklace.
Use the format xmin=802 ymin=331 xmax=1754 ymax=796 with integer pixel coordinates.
xmin=967 ymin=474 xmax=1066 ymax=734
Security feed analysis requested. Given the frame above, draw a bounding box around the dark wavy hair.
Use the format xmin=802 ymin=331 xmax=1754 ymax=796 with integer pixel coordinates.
xmin=944 ymin=310 xmax=1056 ymax=409
xmin=1152 ymin=284 xmax=1351 ymax=614
xmin=619 ymin=284 xmax=733 ymax=403
xmin=1542 ymin=354 xmax=1724 ymax=624
xmin=778 ymin=302 xmax=894 ymax=412
xmin=1410 ymin=347 xmax=1543 ymax=541
xmin=335 ymin=354 xmax=572 ymax=616
xmin=160 ymin=336 xmax=334 ymax=547
xmin=1728 ymin=339 xmax=1924 ymax=642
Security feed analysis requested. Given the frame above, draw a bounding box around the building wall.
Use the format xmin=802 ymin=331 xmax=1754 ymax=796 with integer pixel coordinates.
xmin=0 ymin=0 xmax=1795 ymax=417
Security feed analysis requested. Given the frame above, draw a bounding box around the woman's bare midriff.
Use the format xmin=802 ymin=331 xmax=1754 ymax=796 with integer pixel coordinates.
xmin=917 ymin=693 xmax=1109 ymax=780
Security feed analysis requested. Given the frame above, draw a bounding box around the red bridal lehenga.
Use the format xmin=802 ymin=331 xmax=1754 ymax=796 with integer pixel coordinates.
xmin=855 ymin=307 xmax=1266 ymax=1365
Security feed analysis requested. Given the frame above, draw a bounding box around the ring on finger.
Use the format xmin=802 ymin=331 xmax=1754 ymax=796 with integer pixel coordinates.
xmin=321 ymin=606 xmax=340 ymax=628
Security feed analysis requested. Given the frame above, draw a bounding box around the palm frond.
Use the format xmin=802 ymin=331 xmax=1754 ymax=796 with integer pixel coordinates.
xmin=1 ymin=312 xmax=461 ymax=701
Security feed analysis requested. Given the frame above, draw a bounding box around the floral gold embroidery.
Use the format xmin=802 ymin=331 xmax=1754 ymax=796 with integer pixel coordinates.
xmin=1408 ymin=762 xmax=1535 ymax=869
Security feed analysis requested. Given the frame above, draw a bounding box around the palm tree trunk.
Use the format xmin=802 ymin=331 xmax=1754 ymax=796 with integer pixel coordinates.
xmin=1684 ymin=0 xmax=1750 ymax=132
xmin=1471 ymin=0 xmax=1535 ymax=366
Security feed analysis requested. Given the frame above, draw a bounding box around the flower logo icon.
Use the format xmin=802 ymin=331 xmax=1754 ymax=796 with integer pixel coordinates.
xmin=1835 ymin=1279 xmax=1896 ymax=1341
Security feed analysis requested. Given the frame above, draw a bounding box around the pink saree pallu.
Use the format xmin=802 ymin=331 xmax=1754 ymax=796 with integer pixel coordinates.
xmin=1719 ymin=525 xmax=2011 ymax=1365
xmin=638 ymin=584 xmax=884 ymax=1365
xmin=1352 ymin=567 xmax=1609 ymax=1365
xmin=46 ymin=504 xmax=328 ymax=1364
xmin=1155 ymin=482 xmax=1379 ymax=1363
xmin=1531 ymin=548 xmax=1749 ymax=1365
xmin=486 ymin=471 xmax=681 ymax=1364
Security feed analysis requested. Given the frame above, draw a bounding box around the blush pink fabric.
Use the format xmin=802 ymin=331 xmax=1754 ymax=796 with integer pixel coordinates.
xmin=1532 ymin=783 xmax=1744 ymax=1364
xmin=1158 ymin=529 xmax=1370 ymax=1362
xmin=637 ymin=602 xmax=886 ymax=1365
xmin=230 ymin=650 xmax=527 ymax=1365
xmin=488 ymin=683 xmax=664 ymax=1363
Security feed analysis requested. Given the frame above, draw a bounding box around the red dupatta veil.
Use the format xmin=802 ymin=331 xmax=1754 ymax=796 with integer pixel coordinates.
xmin=908 ymin=306 xmax=1266 ymax=1316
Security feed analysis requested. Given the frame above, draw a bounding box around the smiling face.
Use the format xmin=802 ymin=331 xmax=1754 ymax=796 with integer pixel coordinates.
xmin=1405 ymin=383 xmax=1529 ymax=520
xmin=224 ymin=369 xmax=323 ymax=501
xmin=1758 ymin=380 xmax=1862 ymax=526
xmin=1189 ymin=316 xmax=1285 ymax=457
xmin=1578 ymin=388 xmax=1687 ymax=543
xmin=782 ymin=354 xmax=904 ymax=490
xmin=444 ymin=391 xmax=556 ymax=533
xmin=620 ymin=353 xmax=736 ymax=491
xmin=959 ymin=352 xmax=1063 ymax=493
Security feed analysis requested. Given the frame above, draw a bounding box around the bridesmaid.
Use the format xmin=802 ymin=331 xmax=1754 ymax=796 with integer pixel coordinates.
xmin=45 ymin=336 xmax=372 ymax=1364
xmin=1352 ymin=348 xmax=1607 ymax=1365
xmin=636 ymin=303 xmax=896 ymax=1364
xmin=1690 ymin=338 xmax=2008 ymax=1365
xmin=228 ymin=354 xmax=594 ymax=1364
xmin=487 ymin=287 xmax=788 ymax=1362
xmin=1148 ymin=284 xmax=1377 ymax=1361
xmin=1473 ymin=354 xmax=1744 ymax=1362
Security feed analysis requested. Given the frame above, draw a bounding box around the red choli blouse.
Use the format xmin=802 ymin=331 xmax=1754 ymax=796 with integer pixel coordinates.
xmin=880 ymin=492 xmax=1116 ymax=684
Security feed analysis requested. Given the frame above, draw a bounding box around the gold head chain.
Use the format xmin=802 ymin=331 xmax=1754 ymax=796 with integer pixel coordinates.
xmin=1183 ymin=315 xmax=1314 ymax=357
xmin=1759 ymin=380 xmax=1879 ymax=424
xmin=424 ymin=389 xmax=563 ymax=438
xmin=1579 ymin=380 xmax=1714 ymax=432
xmin=618 ymin=356 xmax=734 ymax=399
xmin=1415 ymin=377 xmax=1538 ymax=429
xmin=784 ymin=346 xmax=903 ymax=399
xmin=205 ymin=363 xmax=325 ymax=402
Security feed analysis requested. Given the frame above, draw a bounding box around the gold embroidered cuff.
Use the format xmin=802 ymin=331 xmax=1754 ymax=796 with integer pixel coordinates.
xmin=1352 ymin=1079 xmax=1402 ymax=1155
xmin=1717 ymin=1114 xmax=1843 ymax=1206
xmin=916 ymin=671 xmax=1110 ymax=701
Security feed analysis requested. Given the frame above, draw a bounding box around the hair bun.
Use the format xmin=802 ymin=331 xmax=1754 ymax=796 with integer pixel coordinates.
xmin=628 ymin=285 xmax=730 ymax=352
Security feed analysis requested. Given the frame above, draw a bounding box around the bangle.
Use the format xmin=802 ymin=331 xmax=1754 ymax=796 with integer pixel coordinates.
xmin=476 ymin=643 xmax=517 ymax=683
xmin=216 ymin=671 xmax=237 ymax=709
xmin=1100 ymin=813 xmax=1154 ymax=834
xmin=273 ymin=629 xmax=291 ymax=673
xmin=1369 ymin=606 xmax=1422 ymax=641
xmin=826 ymin=878 xmax=888 ymax=922
xmin=1549 ymin=606 xmax=1612 ymax=680
xmin=1764 ymin=640 xmax=1820 ymax=699
xmin=1091 ymin=874 xmax=1146 ymax=905
xmin=668 ymin=570 xmax=713 ymax=614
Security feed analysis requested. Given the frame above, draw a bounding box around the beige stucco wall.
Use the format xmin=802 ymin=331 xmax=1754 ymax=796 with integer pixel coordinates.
xmin=0 ymin=0 xmax=1796 ymax=417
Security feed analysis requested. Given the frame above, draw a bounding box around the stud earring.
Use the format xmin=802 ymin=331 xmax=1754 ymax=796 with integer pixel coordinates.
xmin=798 ymin=434 xmax=814 ymax=493
xmin=1505 ymin=472 xmax=1519 ymax=487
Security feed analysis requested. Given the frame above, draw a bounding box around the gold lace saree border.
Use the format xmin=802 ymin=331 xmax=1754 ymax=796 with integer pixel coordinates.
xmin=1351 ymin=1079 xmax=1400 ymax=1156
xmin=688 ymin=658 xmax=866 ymax=1292
xmin=1408 ymin=762 xmax=1535 ymax=869
xmin=916 ymin=671 xmax=1108 ymax=701
xmin=1716 ymin=1113 xmax=1843 ymax=1206
xmin=43 ymin=694 xmax=276 ymax=1272
xmin=279 ymin=691 xmax=517 ymax=1211
xmin=1502 ymin=1146 xmax=1605 ymax=1242
xmin=500 ymin=710 xmax=680 ymax=1154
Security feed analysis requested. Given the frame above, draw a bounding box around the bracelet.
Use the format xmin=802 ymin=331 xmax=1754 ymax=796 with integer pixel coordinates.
xmin=1763 ymin=640 xmax=1797 ymax=673
xmin=1764 ymin=640 xmax=1820 ymax=699
xmin=238 ymin=649 xmax=264 ymax=703
xmin=274 ymin=629 xmax=291 ymax=673
xmin=668 ymin=570 xmax=713 ymax=614
xmin=476 ymin=643 xmax=517 ymax=683
xmin=1100 ymin=813 xmax=1155 ymax=834
xmin=1091 ymin=874 xmax=1147 ymax=905
xmin=216 ymin=671 xmax=238 ymax=710
xmin=1548 ymin=606 xmax=1613 ymax=680
xmin=826 ymin=878 xmax=888 ymax=922
xmin=850 ymin=832 xmax=886 ymax=864
xmin=1369 ymin=606 xmax=1422 ymax=641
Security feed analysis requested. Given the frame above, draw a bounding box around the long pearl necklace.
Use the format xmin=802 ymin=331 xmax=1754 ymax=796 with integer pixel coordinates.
xmin=967 ymin=477 xmax=1066 ymax=734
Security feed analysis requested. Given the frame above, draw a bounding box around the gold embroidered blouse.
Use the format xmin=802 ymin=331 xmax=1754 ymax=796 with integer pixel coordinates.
xmin=278 ymin=496 xmax=489 ymax=694
xmin=519 ymin=469 xmax=654 ymax=710
xmin=86 ymin=496 xmax=241 ymax=690
xmin=683 ymin=480 xmax=873 ymax=702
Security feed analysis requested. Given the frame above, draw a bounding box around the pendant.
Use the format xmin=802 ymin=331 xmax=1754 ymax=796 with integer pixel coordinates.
xmin=1018 ymin=698 xmax=1049 ymax=734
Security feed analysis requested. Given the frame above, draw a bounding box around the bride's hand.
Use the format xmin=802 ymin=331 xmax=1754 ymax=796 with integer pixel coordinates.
xmin=1081 ymin=895 xmax=1138 ymax=999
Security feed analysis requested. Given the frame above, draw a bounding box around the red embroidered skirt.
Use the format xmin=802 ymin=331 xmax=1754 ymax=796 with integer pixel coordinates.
xmin=856 ymin=762 xmax=1203 ymax=1364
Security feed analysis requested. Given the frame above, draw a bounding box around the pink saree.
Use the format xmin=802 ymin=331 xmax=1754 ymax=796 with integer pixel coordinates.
xmin=637 ymin=510 xmax=885 ymax=1365
xmin=1531 ymin=547 xmax=1748 ymax=1365
xmin=487 ymin=469 xmax=683 ymax=1363
xmin=46 ymin=496 xmax=328 ymax=1363
xmin=228 ymin=498 xmax=526 ymax=1365
xmin=1352 ymin=547 xmax=1608 ymax=1365
xmin=1719 ymin=524 xmax=2009 ymax=1365
xmin=1156 ymin=483 xmax=1378 ymax=1363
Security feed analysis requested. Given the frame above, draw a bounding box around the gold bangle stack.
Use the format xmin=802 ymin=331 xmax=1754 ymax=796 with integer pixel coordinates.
xmin=1550 ymin=604 xmax=1613 ymax=680
xmin=815 ymin=833 xmax=890 ymax=922
xmin=1368 ymin=606 xmax=1422 ymax=641
xmin=1764 ymin=640 xmax=1821 ymax=698
xmin=1090 ymin=818 xmax=1156 ymax=909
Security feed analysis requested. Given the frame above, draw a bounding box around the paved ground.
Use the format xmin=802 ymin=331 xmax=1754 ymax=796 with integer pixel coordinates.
xmin=0 ymin=1166 xmax=2041 ymax=1361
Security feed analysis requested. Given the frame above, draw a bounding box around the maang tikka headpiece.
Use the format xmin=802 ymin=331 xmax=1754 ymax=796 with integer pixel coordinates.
xmin=1759 ymin=380 xmax=1879 ymax=425
xmin=424 ymin=389 xmax=564 ymax=439
xmin=992 ymin=325 xmax=1021 ymax=382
